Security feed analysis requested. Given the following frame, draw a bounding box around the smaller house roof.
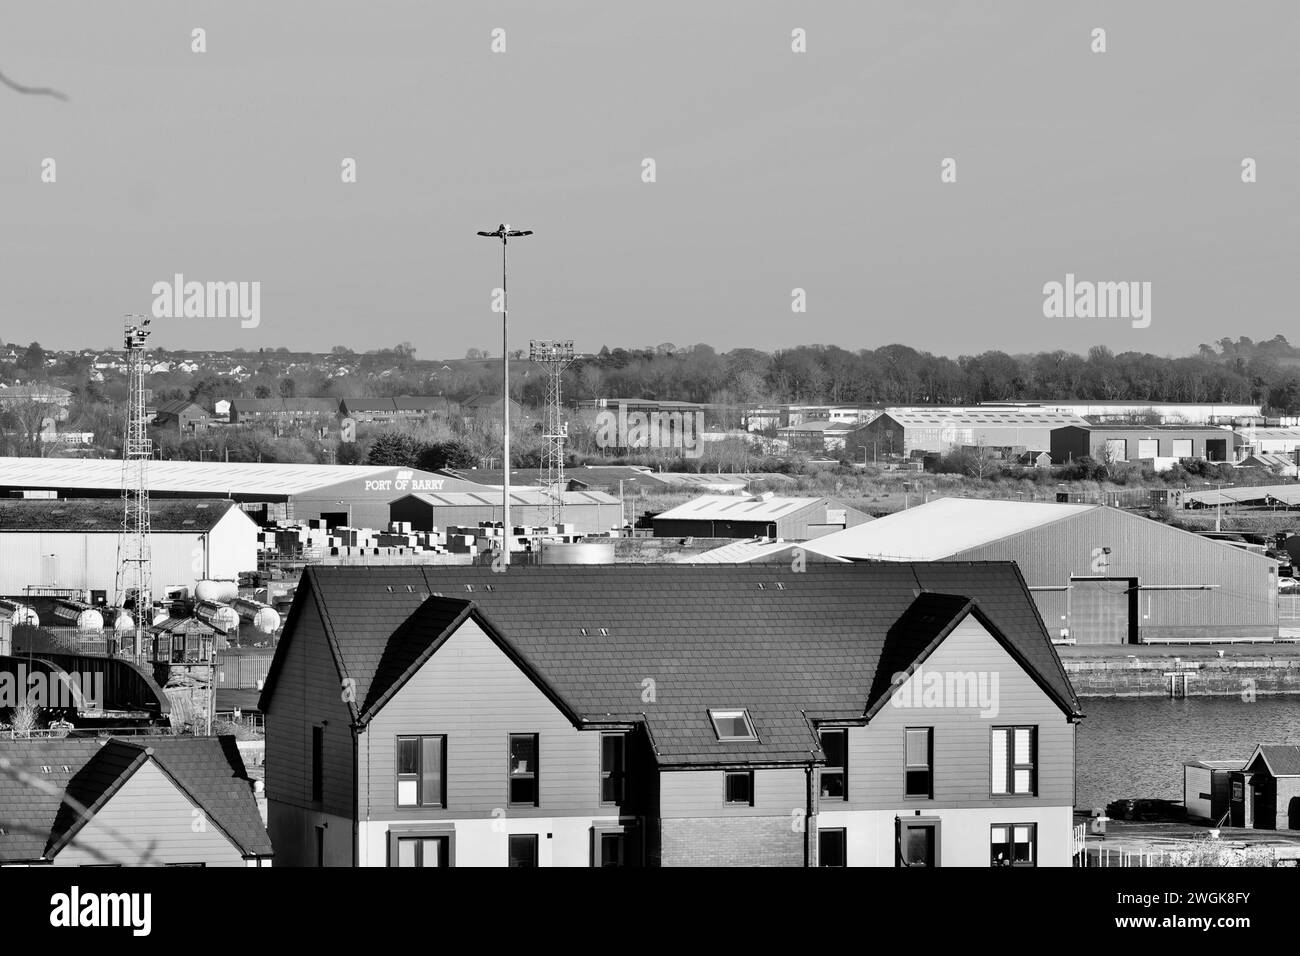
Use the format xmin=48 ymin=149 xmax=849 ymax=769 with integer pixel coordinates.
xmin=1248 ymin=744 xmax=1300 ymax=777
xmin=0 ymin=735 xmax=270 ymax=862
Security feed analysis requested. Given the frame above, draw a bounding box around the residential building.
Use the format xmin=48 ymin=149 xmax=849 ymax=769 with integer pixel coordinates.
xmin=152 ymin=399 xmax=211 ymax=434
xmin=229 ymin=397 xmax=340 ymax=425
xmin=339 ymin=396 xmax=451 ymax=424
xmin=260 ymin=563 xmax=1083 ymax=866
xmin=0 ymin=735 xmax=272 ymax=866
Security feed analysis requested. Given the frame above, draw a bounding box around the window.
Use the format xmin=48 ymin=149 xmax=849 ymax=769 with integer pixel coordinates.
xmin=600 ymin=733 xmax=626 ymax=805
xmin=311 ymin=725 xmax=324 ymax=803
xmin=508 ymin=834 xmax=538 ymax=868
xmin=992 ymin=726 xmax=1037 ymax=796
xmin=508 ymin=734 xmax=539 ymax=806
xmin=395 ymin=835 xmax=449 ymax=868
xmin=819 ymin=729 xmax=847 ymax=800
xmin=397 ymin=735 xmax=446 ymax=808
xmin=990 ymin=824 xmax=1036 ymax=867
xmin=709 ymin=708 xmax=757 ymax=741
xmin=724 ymin=770 xmax=754 ymax=806
xmin=818 ymin=828 xmax=846 ymax=867
xmin=905 ymin=727 xmax=933 ymax=798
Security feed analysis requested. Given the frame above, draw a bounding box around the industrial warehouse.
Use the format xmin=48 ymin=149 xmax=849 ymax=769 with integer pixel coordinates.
xmin=0 ymin=498 xmax=258 ymax=603
xmin=389 ymin=488 xmax=622 ymax=535
xmin=650 ymin=493 xmax=871 ymax=539
xmin=806 ymin=498 xmax=1280 ymax=643
xmin=845 ymin=407 xmax=1088 ymax=460
xmin=0 ymin=456 xmax=494 ymax=530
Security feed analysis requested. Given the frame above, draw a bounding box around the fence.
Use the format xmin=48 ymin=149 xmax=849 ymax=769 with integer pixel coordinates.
xmin=1280 ymin=596 xmax=1300 ymax=620
xmin=214 ymin=653 xmax=274 ymax=690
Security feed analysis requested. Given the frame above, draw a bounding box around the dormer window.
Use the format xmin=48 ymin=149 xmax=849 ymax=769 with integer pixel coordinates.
xmin=709 ymin=709 xmax=757 ymax=742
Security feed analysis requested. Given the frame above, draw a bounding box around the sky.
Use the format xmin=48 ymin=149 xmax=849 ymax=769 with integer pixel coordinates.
xmin=2 ymin=1 xmax=1298 ymax=360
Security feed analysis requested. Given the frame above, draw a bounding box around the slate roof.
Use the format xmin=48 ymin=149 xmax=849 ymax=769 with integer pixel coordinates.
xmin=0 ymin=735 xmax=271 ymax=863
xmin=0 ymin=498 xmax=241 ymax=532
xmin=1252 ymin=744 xmax=1300 ymax=776
xmin=262 ymin=563 xmax=1081 ymax=768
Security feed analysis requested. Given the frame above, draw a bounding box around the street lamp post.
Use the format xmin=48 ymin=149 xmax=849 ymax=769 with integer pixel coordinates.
xmin=476 ymin=224 xmax=533 ymax=565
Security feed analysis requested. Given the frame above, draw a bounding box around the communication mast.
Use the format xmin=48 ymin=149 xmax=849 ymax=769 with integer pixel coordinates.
xmin=116 ymin=314 xmax=153 ymax=657
xmin=529 ymin=339 xmax=575 ymax=527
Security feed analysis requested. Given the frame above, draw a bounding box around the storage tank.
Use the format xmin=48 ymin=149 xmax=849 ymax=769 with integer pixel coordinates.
xmin=0 ymin=599 xmax=39 ymax=627
xmin=194 ymin=600 xmax=240 ymax=634
xmin=194 ymin=579 xmax=239 ymax=603
xmin=52 ymin=600 xmax=105 ymax=632
xmin=232 ymin=597 xmax=281 ymax=635
xmin=540 ymin=540 xmax=616 ymax=565
xmin=107 ymin=608 xmax=136 ymax=632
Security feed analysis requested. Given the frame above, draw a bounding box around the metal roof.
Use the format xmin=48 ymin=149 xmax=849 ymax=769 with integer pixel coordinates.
xmin=0 ymin=497 xmax=243 ymax=532
xmin=653 ymin=494 xmax=840 ymax=522
xmin=878 ymin=408 xmax=1087 ymax=428
xmin=0 ymin=457 xmax=484 ymax=497
xmin=681 ymin=539 xmax=851 ymax=564
xmin=807 ymin=497 xmax=1098 ymax=560
xmin=397 ymin=489 xmax=619 ymax=507
xmin=1184 ymin=483 xmax=1300 ymax=506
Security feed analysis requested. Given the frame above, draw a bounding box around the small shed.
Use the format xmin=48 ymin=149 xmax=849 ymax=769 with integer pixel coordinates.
xmin=1182 ymin=758 xmax=1243 ymax=824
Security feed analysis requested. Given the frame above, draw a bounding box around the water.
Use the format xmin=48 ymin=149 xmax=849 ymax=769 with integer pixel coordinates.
xmin=1076 ymin=696 xmax=1300 ymax=810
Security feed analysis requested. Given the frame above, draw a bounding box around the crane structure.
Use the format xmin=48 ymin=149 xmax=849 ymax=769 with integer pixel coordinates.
xmin=116 ymin=314 xmax=153 ymax=658
xmin=529 ymin=339 xmax=576 ymax=527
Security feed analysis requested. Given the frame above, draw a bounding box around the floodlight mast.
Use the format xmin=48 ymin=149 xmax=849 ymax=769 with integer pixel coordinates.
xmin=530 ymin=339 xmax=576 ymax=528
xmin=475 ymin=225 xmax=533 ymax=565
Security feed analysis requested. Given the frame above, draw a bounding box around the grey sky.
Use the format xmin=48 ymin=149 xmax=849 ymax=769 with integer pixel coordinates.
xmin=3 ymin=1 xmax=1298 ymax=359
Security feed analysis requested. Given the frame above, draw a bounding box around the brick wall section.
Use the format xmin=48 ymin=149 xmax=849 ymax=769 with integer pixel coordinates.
xmin=661 ymin=816 xmax=805 ymax=867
